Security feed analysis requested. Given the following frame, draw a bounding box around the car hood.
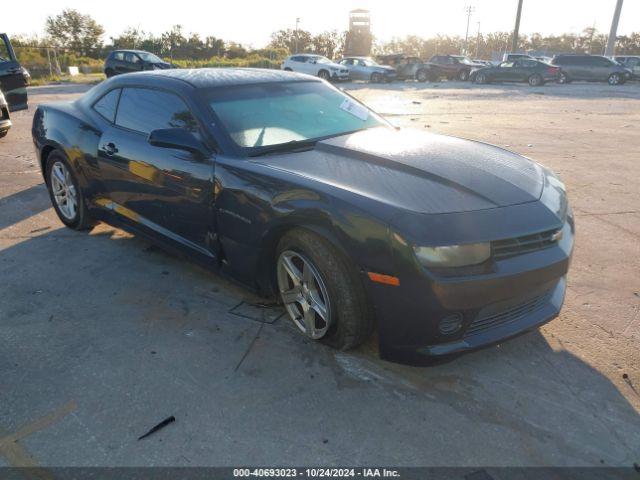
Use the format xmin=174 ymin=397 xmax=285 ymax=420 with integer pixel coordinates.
xmin=256 ymin=128 xmax=544 ymax=215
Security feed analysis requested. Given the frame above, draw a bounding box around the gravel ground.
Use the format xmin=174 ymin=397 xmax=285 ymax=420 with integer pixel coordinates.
xmin=0 ymin=80 xmax=638 ymax=469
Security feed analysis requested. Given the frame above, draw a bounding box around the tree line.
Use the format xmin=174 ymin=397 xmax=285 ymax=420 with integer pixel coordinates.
xmin=11 ymin=9 xmax=640 ymax=77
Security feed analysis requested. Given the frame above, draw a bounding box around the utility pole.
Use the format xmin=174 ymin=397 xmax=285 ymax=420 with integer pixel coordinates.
xmin=605 ymin=0 xmax=624 ymax=57
xmin=511 ymin=0 xmax=523 ymax=53
xmin=475 ymin=22 xmax=481 ymax=58
xmin=463 ymin=6 xmax=475 ymax=55
xmin=295 ymin=17 xmax=300 ymax=54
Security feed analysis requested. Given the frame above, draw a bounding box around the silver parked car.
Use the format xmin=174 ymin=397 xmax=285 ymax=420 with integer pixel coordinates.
xmin=551 ymin=55 xmax=630 ymax=85
xmin=338 ymin=57 xmax=396 ymax=83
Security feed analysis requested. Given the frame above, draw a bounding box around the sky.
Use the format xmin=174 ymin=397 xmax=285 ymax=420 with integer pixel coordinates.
xmin=4 ymin=0 xmax=639 ymax=47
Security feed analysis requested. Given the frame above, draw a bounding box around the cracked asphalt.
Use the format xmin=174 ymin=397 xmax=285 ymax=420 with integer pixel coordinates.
xmin=0 ymin=80 xmax=638 ymax=468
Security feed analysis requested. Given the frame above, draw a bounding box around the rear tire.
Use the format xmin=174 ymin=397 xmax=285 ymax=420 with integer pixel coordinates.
xmin=276 ymin=228 xmax=373 ymax=350
xmin=104 ymin=68 xmax=114 ymax=78
xmin=370 ymin=72 xmax=382 ymax=83
xmin=528 ymin=74 xmax=544 ymax=86
xmin=45 ymin=151 xmax=95 ymax=231
xmin=284 ymin=67 xmax=293 ymax=72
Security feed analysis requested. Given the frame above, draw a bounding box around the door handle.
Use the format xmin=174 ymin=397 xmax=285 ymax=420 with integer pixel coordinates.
xmin=103 ymin=142 xmax=118 ymax=156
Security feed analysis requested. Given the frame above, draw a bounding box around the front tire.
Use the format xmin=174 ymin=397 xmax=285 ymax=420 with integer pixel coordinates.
xmin=276 ymin=229 xmax=373 ymax=350
xmin=318 ymin=70 xmax=330 ymax=81
xmin=474 ymin=72 xmax=488 ymax=84
xmin=458 ymin=69 xmax=470 ymax=81
xmin=557 ymin=71 xmax=570 ymax=84
xmin=0 ymin=130 xmax=8 ymax=139
xmin=370 ymin=72 xmax=382 ymax=83
xmin=104 ymin=68 xmax=114 ymax=78
xmin=45 ymin=151 xmax=94 ymax=230
xmin=608 ymin=72 xmax=622 ymax=85
xmin=416 ymin=69 xmax=428 ymax=82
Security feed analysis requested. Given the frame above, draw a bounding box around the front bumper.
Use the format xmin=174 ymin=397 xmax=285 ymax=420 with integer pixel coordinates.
xmin=369 ymin=212 xmax=574 ymax=366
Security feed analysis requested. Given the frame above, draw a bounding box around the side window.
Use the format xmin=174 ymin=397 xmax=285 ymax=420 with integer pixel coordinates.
xmin=92 ymin=89 xmax=120 ymax=123
xmin=446 ymin=57 xmax=456 ymax=65
xmin=0 ymin=37 xmax=12 ymax=63
xmin=113 ymin=52 xmax=125 ymax=61
xmin=522 ymin=60 xmax=537 ymax=68
xmin=115 ymin=88 xmax=198 ymax=135
xmin=124 ymin=52 xmax=140 ymax=64
xmin=628 ymin=58 xmax=639 ymax=67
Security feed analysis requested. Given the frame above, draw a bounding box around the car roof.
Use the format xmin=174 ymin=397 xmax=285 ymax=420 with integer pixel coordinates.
xmin=111 ymin=49 xmax=154 ymax=54
xmin=123 ymin=68 xmax=317 ymax=88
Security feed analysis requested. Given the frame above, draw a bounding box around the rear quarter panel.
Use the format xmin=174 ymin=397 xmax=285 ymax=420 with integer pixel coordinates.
xmin=32 ymin=102 xmax=102 ymax=192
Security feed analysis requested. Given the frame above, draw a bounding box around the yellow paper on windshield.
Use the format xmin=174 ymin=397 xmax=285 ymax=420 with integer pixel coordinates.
xmin=340 ymin=99 xmax=369 ymax=121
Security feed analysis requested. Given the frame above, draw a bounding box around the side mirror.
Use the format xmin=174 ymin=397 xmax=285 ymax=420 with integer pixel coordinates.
xmin=148 ymin=128 xmax=208 ymax=158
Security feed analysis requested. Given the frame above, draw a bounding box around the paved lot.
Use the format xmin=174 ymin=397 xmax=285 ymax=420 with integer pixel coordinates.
xmin=0 ymin=80 xmax=639 ymax=468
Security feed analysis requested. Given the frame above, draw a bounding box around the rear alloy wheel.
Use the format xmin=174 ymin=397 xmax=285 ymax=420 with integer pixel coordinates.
xmin=474 ymin=72 xmax=488 ymax=84
xmin=557 ymin=71 xmax=570 ymax=84
xmin=528 ymin=74 xmax=544 ymax=86
xmin=458 ymin=69 xmax=470 ymax=81
xmin=608 ymin=73 xmax=622 ymax=85
xmin=416 ymin=69 xmax=428 ymax=82
xmin=46 ymin=152 xmax=94 ymax=230
xmin=276 ymin=229 xmax=373 ymax=350
xmin=318 ymin=70 xmax=331 ymax=81
xmin=370 ymin=72 xmax=382 ymax=83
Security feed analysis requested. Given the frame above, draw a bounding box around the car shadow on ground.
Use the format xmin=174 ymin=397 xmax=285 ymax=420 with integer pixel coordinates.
xmin=1 ymin=219 xmax=639 ymax=466
xmin=0 ymin=184 xmax=51 ymax=230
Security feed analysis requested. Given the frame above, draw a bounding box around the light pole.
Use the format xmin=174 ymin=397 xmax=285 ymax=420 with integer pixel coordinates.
xmin=605 ymin=0 xmax=624 ymax=56
xmin=475 ymin=22 xmax=481 ymax=58
xmin=511 ymin=0 xmax=523 ymax=53
xmin=463 ymin=6 xmax=475 ymax=55
xmin=295 ymin=17 xmax=300 ymax=54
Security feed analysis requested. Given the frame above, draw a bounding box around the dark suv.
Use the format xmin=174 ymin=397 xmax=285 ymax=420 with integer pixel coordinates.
xmin=428 ymin=55 xmax=485 ymax=81
xmin=104 ymin=50 xmax=174 ymax=77
xmin=551 ymin=55 xmax=630 ymax=85
xmin=0 ymin=33 xmax=30 ymax=138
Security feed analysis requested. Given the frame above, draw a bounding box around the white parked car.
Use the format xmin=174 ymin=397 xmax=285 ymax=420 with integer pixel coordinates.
xmin=281 ymin=54 xmax=350 ymax=81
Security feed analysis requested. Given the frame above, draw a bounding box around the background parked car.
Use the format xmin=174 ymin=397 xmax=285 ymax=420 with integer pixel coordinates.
xmin=551 ymin=54 xmax=630 ymax=85
xmin=104 ymin=50 xmax=175 ymax=77
xmin=428 ymin=55 xmax=485 ymax=81
xmin=281 ymin=54 xmax=349 ymax=81
xmin=338 ymin=57 xmax=396 ymax=83
xmin=377 ymin=54 xmax=434 ymax=82
xmin=0 ymin=33 xmax=29 ymax=113
xmin=0 ymin=89 xmax=11 ymax=139
xmin=471 ymin=58 xmax=560 ymax=86
xmin=614 ymin=56 xmax=640 ymax=79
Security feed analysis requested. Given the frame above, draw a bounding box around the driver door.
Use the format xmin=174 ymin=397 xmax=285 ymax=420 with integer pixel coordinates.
xmin=96 ymin=87 xmax=215 ymax=254
xmin=0 ymin=34 xmax=28 ymax=111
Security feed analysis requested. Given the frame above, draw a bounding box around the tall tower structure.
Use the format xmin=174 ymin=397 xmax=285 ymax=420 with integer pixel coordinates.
xmin=345 ymin=9 xmax=373 ymax=56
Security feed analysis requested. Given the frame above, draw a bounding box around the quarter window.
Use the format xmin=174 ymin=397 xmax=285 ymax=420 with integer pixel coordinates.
xmin=92 ymin=89 xmax=120 ymax=123
xmin=115 ymin=88 xmax=198 ymax=135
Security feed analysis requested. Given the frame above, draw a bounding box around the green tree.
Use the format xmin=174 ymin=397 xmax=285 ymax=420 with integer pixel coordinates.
xmin=45 ymin=9 xmax=104 ymax=57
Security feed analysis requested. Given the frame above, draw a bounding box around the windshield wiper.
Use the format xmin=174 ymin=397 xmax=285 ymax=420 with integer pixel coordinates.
xmin=248 ymin=140 xmax=318 ymax=157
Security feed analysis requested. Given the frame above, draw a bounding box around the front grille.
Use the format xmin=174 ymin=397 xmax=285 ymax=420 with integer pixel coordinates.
xmin=465 ymin=290 xmax=552 ymax=337
xmin=492 ymin=228 xmax=560 ymax=260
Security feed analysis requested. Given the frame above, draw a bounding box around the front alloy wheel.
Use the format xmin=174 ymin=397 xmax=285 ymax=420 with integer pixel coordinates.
xmin=475 ymin=72 xmax=487 ymax=84
xmin=608 ymin=73 xmax=622 ymax=85
xmin=277 ymin=250 xmax=331 ymax=339
xmin=318 ymin=70 xmax=330 ymax=81
xmin=458 ymin=69 xmax=470 ymax=81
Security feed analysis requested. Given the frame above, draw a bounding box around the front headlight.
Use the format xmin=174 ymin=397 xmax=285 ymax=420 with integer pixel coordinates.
xmin=414 ymin=242 xmax=491 ymax=268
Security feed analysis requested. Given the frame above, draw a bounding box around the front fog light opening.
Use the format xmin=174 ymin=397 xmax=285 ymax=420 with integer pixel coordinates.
xmin=439 ymin=313 xmax=463 ymax=335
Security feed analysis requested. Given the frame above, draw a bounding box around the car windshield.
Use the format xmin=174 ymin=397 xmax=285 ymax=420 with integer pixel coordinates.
xmin=137 ymin=52 xmax=163 ymax=63
xmin=206 ymin=81 xmax=387 ymax=151
xmin=454 ymin=56 xmax=475 ymax=65
xmin=313 ymin=56 xmax=332 ymax=64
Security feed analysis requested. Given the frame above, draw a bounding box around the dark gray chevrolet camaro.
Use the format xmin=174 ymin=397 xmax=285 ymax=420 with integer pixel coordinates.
xmin=32 ymin=68 xmax=574 ymax=365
